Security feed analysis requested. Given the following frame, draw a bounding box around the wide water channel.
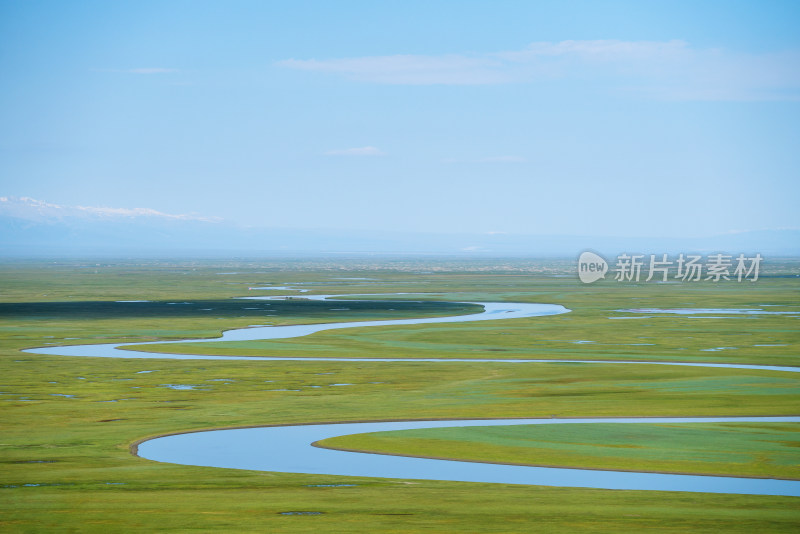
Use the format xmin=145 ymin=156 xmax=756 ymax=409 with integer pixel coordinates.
xmin=135 ymin=416 xmax=800 ymax=497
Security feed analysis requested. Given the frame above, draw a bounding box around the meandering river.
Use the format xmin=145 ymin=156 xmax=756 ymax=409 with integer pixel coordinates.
xmin=24 ymin=292 xmax=800 ymax=496
xmin=135 ymin=416 xmax=800 ymax=497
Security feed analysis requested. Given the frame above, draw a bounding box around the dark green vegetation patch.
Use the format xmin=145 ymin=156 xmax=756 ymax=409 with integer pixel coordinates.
xmin=0 ymin=298 xmax=479 ymax=321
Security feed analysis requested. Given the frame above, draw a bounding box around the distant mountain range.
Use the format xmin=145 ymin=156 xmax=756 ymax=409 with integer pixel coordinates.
xmin=2 ymin=196 xmax=798 ymax=257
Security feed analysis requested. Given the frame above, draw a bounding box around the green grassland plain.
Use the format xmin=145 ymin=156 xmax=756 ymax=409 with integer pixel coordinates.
xmin=1 ymin=258 xmax=798 ymax=533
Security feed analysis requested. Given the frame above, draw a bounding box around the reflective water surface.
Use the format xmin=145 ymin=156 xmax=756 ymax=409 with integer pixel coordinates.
xmin=23 ymin=292 xmax=800 ymax=494
xmin=22 ymin=296 xmax=800 ymax=372
xmin=136 ymin=416 xmax=800 ymax=496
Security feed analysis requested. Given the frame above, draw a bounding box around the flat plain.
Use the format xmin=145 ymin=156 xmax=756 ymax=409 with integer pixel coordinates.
xmin=1 ymin=258 xmax=798 ymax=532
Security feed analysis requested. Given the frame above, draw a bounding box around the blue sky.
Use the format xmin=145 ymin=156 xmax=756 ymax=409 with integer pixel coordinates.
xmin=1 ymin=0 xmax=798 ymax=238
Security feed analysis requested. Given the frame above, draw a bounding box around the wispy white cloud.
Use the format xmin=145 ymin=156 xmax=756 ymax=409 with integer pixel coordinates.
xmin=497 ymin=39 xmax=689 ymax=63
xmin=74 ymin=205 xmax=218 ymax=221
xmin=94 ymin=68 xmax=179 ymax=75
xmin=442 ymin=155 xmax=526 ymax=163
xmin=277 ymin=40 xmax=800 ymax=100
xmin=126 ymin=68 xmax=178 ymax=74
xmin=280 ymin=55 xmax=507 ymax=85
xmin=478 ymin=155 xmax=527 ymax=163
xmin=324 ymin=146 xmax=386 ymax=156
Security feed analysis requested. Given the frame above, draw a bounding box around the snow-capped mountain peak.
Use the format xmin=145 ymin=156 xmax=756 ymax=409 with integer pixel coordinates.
xmin=0 ymin=196 xmax=222 ymax=223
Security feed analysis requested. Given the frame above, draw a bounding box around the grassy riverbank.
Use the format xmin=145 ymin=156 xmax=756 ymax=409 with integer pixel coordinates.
xmin=319 ymin=422 xmax=800 ymax=480
xmin=1 ymin=259 xmax=799 ymax=532
xmin=121 ymin=268 xmax=800 ymax=367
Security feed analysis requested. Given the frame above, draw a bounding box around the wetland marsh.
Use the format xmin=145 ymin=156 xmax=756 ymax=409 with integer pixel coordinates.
xmin=1 ymin=258 xmax=799 ymax=532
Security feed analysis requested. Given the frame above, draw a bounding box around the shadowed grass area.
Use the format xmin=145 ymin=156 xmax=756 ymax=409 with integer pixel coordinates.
xmin=1 ymin=297 xmax=481 ymax=349
xmin=0 ymin=298 xmax=480 ymax=322
xmin=1 ymin=259 xmax=799 ymax=532
xmin=319 ymin=422 xmax=800 ymax=479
